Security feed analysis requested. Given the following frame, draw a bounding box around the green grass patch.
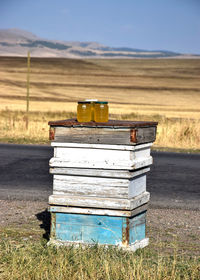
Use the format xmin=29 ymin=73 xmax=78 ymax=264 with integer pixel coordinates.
xmin=0 ymin=238 xmax=199 ymax=280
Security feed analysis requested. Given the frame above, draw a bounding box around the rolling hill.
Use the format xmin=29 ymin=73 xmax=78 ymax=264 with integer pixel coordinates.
xmin=0 ymin=28 xmax=186 ymax=58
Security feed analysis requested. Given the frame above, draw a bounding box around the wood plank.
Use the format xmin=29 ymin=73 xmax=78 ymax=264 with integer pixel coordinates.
xmin=129 ymin=175 xmax=146 ymax=198
xmin=48 ymin=203 xmax=148 ymax=217
xmin=53 ymin=185 xmax=128 ymax=198
xmin=50 ymin=167 xmax=150 ymax=178
xmin=129 ymin=212 xmax=146 ymax=244
xmin=51 ymin=141 xmax=153 ymax=151
xmin=54 ymin=174 xmax=130 ymax=187
xmin=48 ymin=237 xmax=149 ymax=251
xmin=128 ymin=238 xmax=149 ymax=251
xmin=53 ymin=144 xmax=151 ymax=159
xmin=55 ymin=127 xmax=131 ymax=145
xmin=49 ymin=118 xmax=158 ymax=128
xmin=52 ymin=213 xmax=123 ymax=245
xmin=48 ymin=191 xmax=150 ymax=210
xmin=53 ymin=126 xmax=157 ymax=145
xmin=136 ymin=127 xmax=157 ymax=143
xmin=52 ymin=174 xmax=146 ymax=199
xmin=49 ymin=156 xmax=152 ymax=170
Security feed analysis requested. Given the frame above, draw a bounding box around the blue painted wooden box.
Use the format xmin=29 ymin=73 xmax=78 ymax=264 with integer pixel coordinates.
xmin=49 ymin=208 xmax=148 ymax=249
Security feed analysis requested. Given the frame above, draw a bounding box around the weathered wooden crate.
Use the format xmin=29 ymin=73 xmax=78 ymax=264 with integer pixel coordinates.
xmin=50 ymin=142 xmax=153 ymax=170
xmin=49 ymin=202 xmax=148 ymax=217
xmin=49 ymin=204 xmax=148 ymax=250
xmin=51 ymin=167 xmax=149 ymax=199
xmin=48 ymin=119 xmax=157 ymax=145
xmin=49 ymin=191 xmax=150 ymax=210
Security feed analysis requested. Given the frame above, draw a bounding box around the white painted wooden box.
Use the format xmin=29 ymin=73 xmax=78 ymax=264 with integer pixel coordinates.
xmin=50 ymin=142 xmax=153 ymax=170
xmin=51 ymin=167 xmax=149 ymax=199
xmin=49 ymin=191 xmax=150 ymax=211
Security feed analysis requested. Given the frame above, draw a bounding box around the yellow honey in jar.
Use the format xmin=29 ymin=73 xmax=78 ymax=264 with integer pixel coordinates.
xmin=94 ymin=101 xmax=109 ymax=122
xmin=77 ymin=101 xmax=91 ymax=122
xmin=85 ymin=99 xmax=98 ymax=121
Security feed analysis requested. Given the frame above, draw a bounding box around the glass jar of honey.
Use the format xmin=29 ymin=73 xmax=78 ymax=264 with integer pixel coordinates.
xmin=94 ymin=101 xmax=109 ymax=122
xmin=85 ymin=99 xmax=98 ymax=121
xmin=77 ymin=101 xmax=91 ymax=122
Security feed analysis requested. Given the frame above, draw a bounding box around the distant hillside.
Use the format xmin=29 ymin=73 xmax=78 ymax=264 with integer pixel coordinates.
xmin=0 ymin=28 xmax=190 ymax=58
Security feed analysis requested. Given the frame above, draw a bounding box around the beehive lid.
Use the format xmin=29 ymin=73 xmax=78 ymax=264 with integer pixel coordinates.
xmin=48 ymin=118 xmax=158 ymax=128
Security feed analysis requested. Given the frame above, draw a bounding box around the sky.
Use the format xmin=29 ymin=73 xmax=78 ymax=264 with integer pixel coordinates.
xmin=0 ymin=0 xmax=200 ymax=54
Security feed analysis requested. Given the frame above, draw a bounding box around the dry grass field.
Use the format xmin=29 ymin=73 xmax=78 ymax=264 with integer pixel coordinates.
xmin=0 ymin=56 xmax=200 ymax=150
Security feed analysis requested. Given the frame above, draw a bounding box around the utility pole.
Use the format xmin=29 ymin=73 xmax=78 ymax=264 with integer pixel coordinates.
xmin=26 ymin=51 xmax=30 ymax=129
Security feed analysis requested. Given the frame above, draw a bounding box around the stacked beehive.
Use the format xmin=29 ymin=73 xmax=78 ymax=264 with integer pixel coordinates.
xmin=48 ymin=119 xmax=158 ymax=250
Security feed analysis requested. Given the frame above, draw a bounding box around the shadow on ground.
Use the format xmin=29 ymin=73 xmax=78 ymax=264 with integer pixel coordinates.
xmin=36 ymin=209 xmax=51 ymax=240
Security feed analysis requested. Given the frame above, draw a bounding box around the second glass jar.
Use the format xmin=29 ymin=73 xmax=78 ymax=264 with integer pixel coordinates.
xmin=94 ymin=101 xmax=109 ymax=122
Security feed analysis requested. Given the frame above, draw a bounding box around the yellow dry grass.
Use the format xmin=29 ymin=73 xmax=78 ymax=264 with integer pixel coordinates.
xmin=155 ymin=119 xmax=200 ymax=150
xmin=0 ymin=56 xmax=200 ymax=150
xmin=0 ymin=110 xmax=199 ymax=151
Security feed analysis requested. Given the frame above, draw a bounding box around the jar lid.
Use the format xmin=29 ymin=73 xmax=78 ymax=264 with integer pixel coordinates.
xmin=78 ymin=101 xmax=91 ymax=104
xmin=95 ymin=101 xmax=108 ymax=104
xmin=85 ymin=99 xmax=98 ymax=102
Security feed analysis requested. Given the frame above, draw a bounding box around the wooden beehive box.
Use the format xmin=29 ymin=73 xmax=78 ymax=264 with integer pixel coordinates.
xmin=49 ymin=205 xmax=148 ymax=249
xmin=48 ymin=119 xmax=158 ymax=249
xmin=49 ymin=119 xmax=157 ymax=145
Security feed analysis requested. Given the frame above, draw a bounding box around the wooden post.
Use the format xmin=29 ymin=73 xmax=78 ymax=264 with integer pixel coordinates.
xmin=26 ymin=51 xmax=31 ymax=130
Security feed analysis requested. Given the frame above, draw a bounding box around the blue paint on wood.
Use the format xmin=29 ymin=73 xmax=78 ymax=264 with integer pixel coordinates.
xmin=56 ymin=213 xmax=123 ymax=227
xmin=129 ymin=212 xmax=146 ymax=244
xmin=50 ymin=211 xmax=146 ymax=245
xmin=55 ymin=213 xmax=123 ymax=245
